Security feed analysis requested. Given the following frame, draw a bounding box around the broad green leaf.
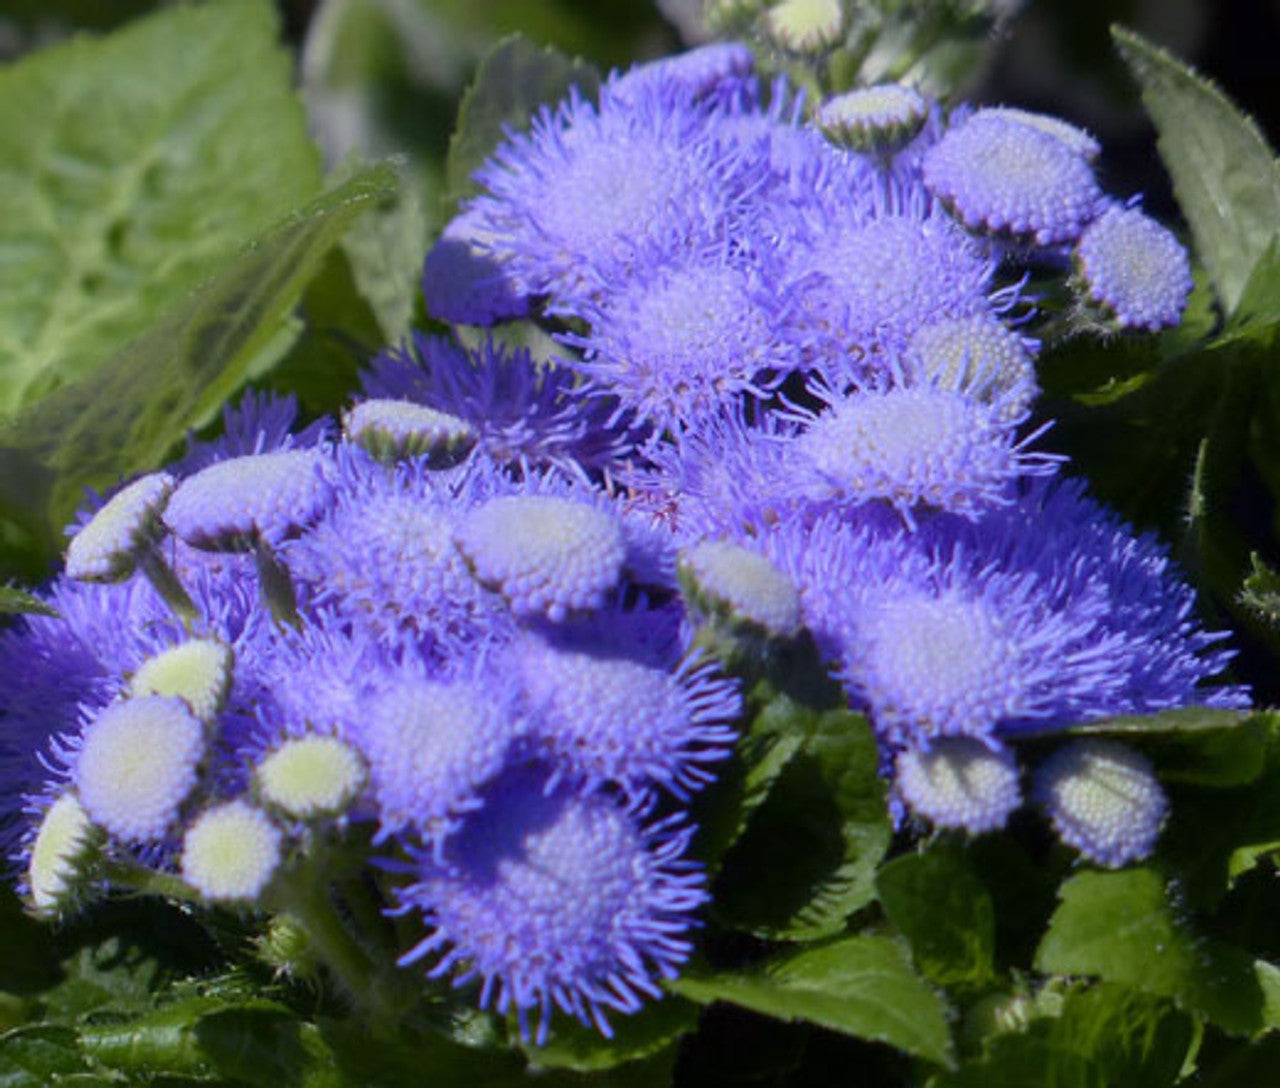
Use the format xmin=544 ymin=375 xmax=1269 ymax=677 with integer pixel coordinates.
xmin=1112 ymin=26 xmax=1280 ymax=315
xmin=525 ymin=997 xmax=699 ymax=1072
xmin=0 ymin=0 xmax=322 ymax=416
xmin=877 ymin=845 xmax=996 ymax=990
xmin=0 ymin=1026 xmax=102 ymax=1086
xmin=934 ymin=983 xmax=1193 ymax=1088
xmin=0 ymin=584 xmax=56 ymax=617
xmin=691 ymin=687 xmax=809 ymax=872
xmin=336 ymin=159 xmax=428 ymax=344
xmin=1061 ymin=706 xmax=1266 ymax=788
xmin=670 ymin=935 xmax=955 ymax=1067
xmin=0 ymin=166 xmax=396 ymax=558
xmin=1035 ymin=868 xmax=1280 ymax=1035
xmin=713 ymin=709 xmax=891 ymax=939
xmin=1217 ymin=235 xmax=1280 ymax=342
xmin=444 ymin=34 xmax=601 ymax=211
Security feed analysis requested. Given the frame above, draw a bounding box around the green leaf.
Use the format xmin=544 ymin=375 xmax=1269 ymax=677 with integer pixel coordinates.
xmin=0 ymin=0 xmax=321 ymax=416
xmin=525 ymin=997 xmax=699 ymax=1072
xmin=1217 ymin=235 xmax=1280 ymax=342
xmin=0 ymin=584 xmax=56 ymax=617
xmin=1112 ymin=25 xmax=1280 ymax=315
xmin=1060 ymin=706 xmax=1266 ymax=788
xmin=337 ymin=159 xmax=428 ymax=344
xmin=0 ymin=166 xmax=396 ymax=557
xmin=691 ymin=687 xmax=809 ymax=872
xmin=713 ymin=709 xmax=892 ymax=940
xmin=0 ymin=1026 xmax=101 ymax=1086
xmin=444 ymin=34 xmax=601 ymax=211
xmin=877 ymin=844 xmax=997 ymax=990
xmin=934 ymin=983 xmax=1193 ymax=1088
xmin=1035 ymin=868 xmax=1280 ymax=1035
xmin=670 ymin=935 xmax=955 ymax=1068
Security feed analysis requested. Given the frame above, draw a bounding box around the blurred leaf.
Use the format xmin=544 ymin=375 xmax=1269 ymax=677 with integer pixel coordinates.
xmin=339 ymin=161 xmax=429 ymax=343
xmin=713 ymin=709 xmax=892 ymax=940
xmin=877 ymin=844 xmax=997 ymax=990
xmin=0 ymin=584 xmax=56 ymax=617
xmin=0 ymin=166 xmax=396 ymax=560
xmin=1112 ymin=26 xmax=1280 ymax=315
xmin=525 ymin=997 xmax=698 ymax=1072
xmin=0 ymin=1025 xmax=102 ymax=1086
xmin=1216 ymin=236 xmax=1280 ymax=342
xmin=931 ymin=983 xmax=1193 ymax=1088
xmin=0 ymin=0 xmax=321 ymax=417
xmin=671 ymin=936 xmax=955 ymax=1067
xmin=444 ymin=34 xmax=601 ymax=212
xmin=1035 ymin=868 xmax=1280 ymax=1035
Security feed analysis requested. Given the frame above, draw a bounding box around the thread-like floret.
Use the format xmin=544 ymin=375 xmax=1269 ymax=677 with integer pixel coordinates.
xmin=394 ymin=766 xmax=707 ymax=1043
xmin=1075 ymin=206 xmax=1193 ymax=331
xmin=895 ymin=737 xmax=1022 ymax=832
xmin=606 ymin=42 xmax=757 ymax=111
xmin=817 ymin=84 xmax=929 ymax=150
xmin=27 ymin=792 xmax=101 ymax=916
xmin=922 ymin=111 xmax=1102 ymax=244
xmin=130 ymin=639 xmax=234 ymax=723
xmin=455 ymin=495 xmax=627 ymax=621
xmin=164 ymin=449 xmax=332 ymax=550
xmin=75 ymin=696 xmax=206 ymax=842
xmin=679 ymin=540 xmax=802 ymax=637
xmin=343 ymin=399 xmax=477 ymax=467
xmin=358 ymin=676 xmax=517 ymax=841
xmin=255 ymin=736 xmax=365 ymax=821
xmin=422 ymin=208 xmax=532 ymax=325
xmin=1033 ymin=739 xmax=1168 ymax=867
xmin=182 ymin=800 xmax=283 ymax=902
xmin=65 ymin=473 xmax=175 ymax=581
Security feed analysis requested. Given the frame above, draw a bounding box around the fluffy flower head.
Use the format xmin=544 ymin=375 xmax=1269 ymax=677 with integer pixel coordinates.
xmin=75 ymin=696 xmax=206 ymax=843
xmin=1075 ymin=205 xmax=1193 ymax=331
xmin=65 ymin=473 xmax=175 ymax=582
xmin=130 ymin=638 xmax=234 ymax=723
xmin=895 ymin=737 xmax=1022 ymax=832
xmin=182 ymin=800 xmax=283 ymax=902
xmin=455 ymin=495 xmax=627 ymax=621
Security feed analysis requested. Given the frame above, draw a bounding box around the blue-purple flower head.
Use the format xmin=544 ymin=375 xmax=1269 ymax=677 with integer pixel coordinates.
xmin=783 ymin=373 xmax=1058 ymax=526
xmin=467 ymin=80 xmax=765 ymax=300
xmin=284 ymin=447 xmax=511 ymax=657
xmin=65 ymin=472 xmax=175 ymax=582
xmin=455 ymin=494 xmax=628 ymax=622
xmin=393 ymin=764 xmax=707 ymax=1043
xmin=73 ymin=695 xmax=207 ymax=844
xmin=792 ymin=476 xmax=1245 ymax=749
xmin=784 ymin=191 xmax=999 ymax=381
xmin=1074 ymin=205 xmax=1193 ymax=331
xmin=816 ymin=84 xmax=931 ymax=152
xmin=1033 ymin=739 xmax=1168 ymax=866
xmin=553 ymin=232 xmax=802 ymax=432
xmin=922 ymin=109 xmax=1103 ymax=245
xmin=164 ymin=449 xmax=333 ymax=551
xmin=363 ymin=334 xmax=638 ymax=473
xmin=509 ymin=611 xmax=741 ymax=798
xmin=894 ymin=736 xmax=1022 ymax=833
xmin=356 ymin=670 xmax=521 ymax=846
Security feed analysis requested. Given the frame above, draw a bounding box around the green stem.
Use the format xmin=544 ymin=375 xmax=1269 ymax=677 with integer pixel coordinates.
xmin=254 ymin=540 xmax=301 ymax=630
xmin=139 ymin=548 xmax=199 ymax=626
xmin=101 ymin=858 xmax=199 ymax=901
xmin=266 ymin=859 xmax=401 ymax=1027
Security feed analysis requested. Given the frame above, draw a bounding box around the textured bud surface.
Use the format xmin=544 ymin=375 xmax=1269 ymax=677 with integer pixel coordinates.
xmin=75 ymin=696 xmax=205 ymax=842
xmin=895 ymin=737 xmax=1022 ymax=832
xmin=680 ymin=540 xmax=802 ymax=636
xmin=182 ymin=800 xmax=283 ymax=902
xmin=65 ymin=473 xmax=175 ymax=581
xmin=28 ymin=793 xmax=99 ymax=915
xmin=1075 ymin=206 xmax=1193 ymax=331
xmin=256 ymin=736 xmax=365 ymax=820
xmin=130 ymin=639 xmax=234 ymax=722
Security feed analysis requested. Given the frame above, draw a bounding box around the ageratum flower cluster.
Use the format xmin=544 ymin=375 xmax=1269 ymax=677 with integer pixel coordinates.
xmin=0 ymin=42 xmax=1245 ymax=1042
